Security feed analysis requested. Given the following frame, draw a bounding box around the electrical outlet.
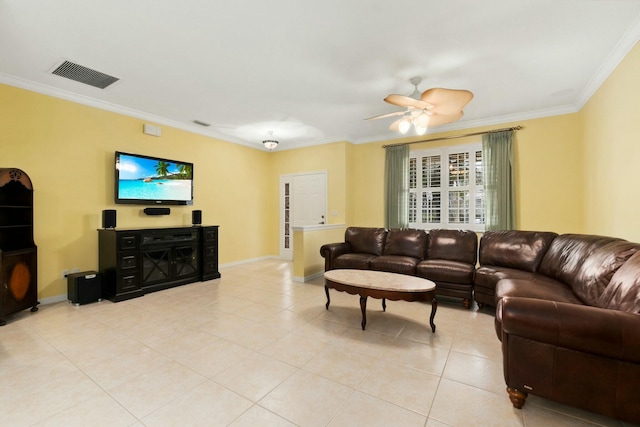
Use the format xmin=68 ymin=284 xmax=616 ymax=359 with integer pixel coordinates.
xmin=62 ymin=269 xmax=69 ymax=279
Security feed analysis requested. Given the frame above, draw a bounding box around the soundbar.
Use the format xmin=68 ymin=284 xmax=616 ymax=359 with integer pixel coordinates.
xmin=143 ymin=207 xmax=171 ymax=216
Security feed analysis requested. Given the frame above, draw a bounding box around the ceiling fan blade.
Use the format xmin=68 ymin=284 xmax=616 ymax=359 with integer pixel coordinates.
xmin=365 ymin=110 xmax=407 ymax=121
xmin=384 ymin=94 xmax=432 ymax=110
xmin=421 ymin=88 xmax=473 ymax=115
xmin=427 ymin=111 xmax=464 ymax=127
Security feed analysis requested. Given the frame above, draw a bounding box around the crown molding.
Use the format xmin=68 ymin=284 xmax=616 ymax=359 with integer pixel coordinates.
xmin=0 ymin=72 xmax=262 ymax=149
xmin=576 ymin=14 xmax=640 ymax=109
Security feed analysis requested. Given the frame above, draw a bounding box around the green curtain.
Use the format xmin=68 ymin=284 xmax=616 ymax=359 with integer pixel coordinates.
xmin=482 ymin=130 xmax=515 ymax=230
xmin=384 ymin=144 xmax=409 ymax=229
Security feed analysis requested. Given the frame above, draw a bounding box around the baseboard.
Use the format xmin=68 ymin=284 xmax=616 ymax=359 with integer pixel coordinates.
xmin=40 ymin=256 xmax=290 ymax=304
xmin=39 ymin=294 xmax=70 ymax=306
xmin=293 ymin=271 xmax=324 ymax=283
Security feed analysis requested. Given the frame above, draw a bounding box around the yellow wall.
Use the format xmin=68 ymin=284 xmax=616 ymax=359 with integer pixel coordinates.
xmin=581 ymin=41 xmax=640 ymax=241
xmin=1 ymin=84 xmax=273 ymax=299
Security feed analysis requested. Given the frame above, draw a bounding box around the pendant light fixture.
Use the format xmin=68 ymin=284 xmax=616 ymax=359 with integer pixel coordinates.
xmin=263 ymin=131 xmax=279 ymax=151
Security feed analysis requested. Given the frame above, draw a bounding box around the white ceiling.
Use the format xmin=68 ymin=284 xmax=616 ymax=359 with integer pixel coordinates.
xmin=2 ymin=0 xmax=640 ymax=150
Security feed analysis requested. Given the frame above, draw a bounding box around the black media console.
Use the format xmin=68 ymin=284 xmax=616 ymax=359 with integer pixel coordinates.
xmin=98 ymin=225 xmax=220 ymax=302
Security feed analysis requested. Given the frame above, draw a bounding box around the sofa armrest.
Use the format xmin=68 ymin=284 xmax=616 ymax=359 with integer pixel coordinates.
xmin=499 ymin=297 xmax=640 ymax=364
xmin=320 ymin=242 xmax=350 ymax=271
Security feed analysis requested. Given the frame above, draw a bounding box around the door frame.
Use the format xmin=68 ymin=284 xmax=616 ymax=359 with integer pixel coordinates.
xmin=279 ymin=171 xmax=328 ymax=260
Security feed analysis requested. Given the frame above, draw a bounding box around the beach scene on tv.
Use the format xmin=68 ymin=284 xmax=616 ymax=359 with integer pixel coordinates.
xmin=117 ymin=154 xmax=192 ymax=201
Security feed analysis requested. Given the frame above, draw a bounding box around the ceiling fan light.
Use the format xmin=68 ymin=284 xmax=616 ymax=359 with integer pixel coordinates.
xmin=414 ymin=124 xmax=427 ymax=136
xmin=398 ymin=118 xmax=411 ymax=134
xmin=263 ymin=139 xmax=279 ymax=150
xmin=414 ymin=112 xmax=430 ymax=128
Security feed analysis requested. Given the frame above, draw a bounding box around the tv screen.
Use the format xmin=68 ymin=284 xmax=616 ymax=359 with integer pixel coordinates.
xmin=115 ymin=151 xmax=193 ymax=205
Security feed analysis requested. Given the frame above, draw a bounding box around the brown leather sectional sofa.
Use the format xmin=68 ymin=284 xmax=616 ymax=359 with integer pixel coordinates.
xmin=320 ymin=227 xmax=640 ymax=423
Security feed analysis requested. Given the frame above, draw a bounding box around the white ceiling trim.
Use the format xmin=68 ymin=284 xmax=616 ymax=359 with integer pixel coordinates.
xmin=575 ymin=13 xmax=640 ymax=109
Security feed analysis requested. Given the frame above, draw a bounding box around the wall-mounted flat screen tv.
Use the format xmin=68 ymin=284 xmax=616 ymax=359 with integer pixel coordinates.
xmin=115 ymin=151 xmax=193 ymax=205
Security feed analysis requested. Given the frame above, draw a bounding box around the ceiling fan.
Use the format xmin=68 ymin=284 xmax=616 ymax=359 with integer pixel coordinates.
xmin=366 ymin=77 xmax=473 ymax=135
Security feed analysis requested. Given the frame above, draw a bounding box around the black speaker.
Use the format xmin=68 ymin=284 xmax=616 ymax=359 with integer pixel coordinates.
xmin=68 ymin=271 xmax=102 ymax=306
xmin=144 ymin=207 xmax=171 ymax=215
xmin=102 ymin=209 xmax=116 ymax=229
xmin=192 ymin=210 xmax=202 ymax=225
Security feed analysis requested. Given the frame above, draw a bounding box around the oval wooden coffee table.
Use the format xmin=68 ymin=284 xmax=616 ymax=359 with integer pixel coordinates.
xmin=324 ymin=269 xmax=437 ymax=332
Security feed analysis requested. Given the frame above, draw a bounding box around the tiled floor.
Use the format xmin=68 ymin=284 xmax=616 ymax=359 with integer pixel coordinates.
xmin=1 ymin=259 xmax=637 ymax=426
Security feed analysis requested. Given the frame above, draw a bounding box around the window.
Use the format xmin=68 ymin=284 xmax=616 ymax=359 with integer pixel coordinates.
xmin=409 ymin=143 xmax=485 ymax=231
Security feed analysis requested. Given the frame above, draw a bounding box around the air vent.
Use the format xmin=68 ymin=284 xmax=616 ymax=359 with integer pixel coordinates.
xmin=51 ymin=60 xmax=119 ymax=89
xmin=193 ymin=120 xmax=211 ymax=127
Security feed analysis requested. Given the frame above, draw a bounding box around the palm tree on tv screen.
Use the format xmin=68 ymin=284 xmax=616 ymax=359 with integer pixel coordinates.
xmin=155 ymin=161 xmax=170 ymax=177
xmin=177 ymin=163 xmax=192 ymax=179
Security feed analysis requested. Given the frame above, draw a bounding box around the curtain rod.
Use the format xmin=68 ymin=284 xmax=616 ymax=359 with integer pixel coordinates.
xmin=381 ymin=125 xmax=523 ymax=148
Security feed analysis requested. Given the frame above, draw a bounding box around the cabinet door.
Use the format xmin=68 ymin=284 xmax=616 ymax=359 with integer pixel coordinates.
xmin=141 ymin=246 xmax=171 ymax=285
xmin=0 ymin=249 xmax=37 ymax=317
xmin=174 ymin=244 xmax=199 ymax=279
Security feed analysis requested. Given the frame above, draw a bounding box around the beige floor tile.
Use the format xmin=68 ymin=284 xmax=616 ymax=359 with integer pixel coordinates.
xmin=327 ymin=391 xmax=427 ymax=426
xmin=32 ymin=393 xmax=137 ymax=427
xmin=220 ymin=321 xmax=290 ymax=351
xmin=82 ymin=346 xmax=171 ymax=390
xmin=331 ymin=326 xmax=396 ymax=359
xmin=260 ymin=332 xmax=327 ymax=367
xmin=382 ymin=337 xmax=450 ymax=375
xmin=450 ymin=330 xmax=502 ymax=362
xmin=175 ymin=336 xmax=254 ymax=378
xmin=522 ymin=401 xmax=623 ymax=427
xmin=303 ymin=345 xmax=383 ymax=388
xmin=229 ymin=404 xmax=297 ymax=426
xmin=141 ymin=380 xmax=253 ymax=426
xmin=525 ymin=395 xmax=626 ymax=427
xmin=357 ymin=363 xmax=440 ymax=416
xmin=259 ymin=370 xmax=354 ymax=427
xmin=214 ymin=352 xmax=297 ymax=401
xmin=107 ymin=361 xmax=207 ymax=418
xmin=442 ymin=350 xmax=505 ymax=395
xmin=0 ymin=370 xmax=103 ymax=426
xmin=429 ymin=378 xmax=523 ymax=427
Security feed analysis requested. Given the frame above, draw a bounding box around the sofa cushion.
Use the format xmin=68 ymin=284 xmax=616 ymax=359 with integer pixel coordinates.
xmin=345 ymin=227 xmax=387 ymax=256
xmin=478 ymin=230 xmax=557 ymax=273
xmin=370 ymin=255 xmax=419 ymax=275
xmin=383 ymin=228 xmax=427 ymax=259
xmin=333 ymin=253 xmax=377 ymax=270
xmin=496 ymin=277 xmax=583 ymax=305
xmin=539 ymin=234 xmax=640 ymax=306
xmin=417 ymin=259 xmax=475 ymax=284
xmin=598 ymin=250 xmax=640 ymax=313
xmin=427 ymin=229 xmax=478 ymax=264
xmin=474 ymin=266 xmax=539 ymax=288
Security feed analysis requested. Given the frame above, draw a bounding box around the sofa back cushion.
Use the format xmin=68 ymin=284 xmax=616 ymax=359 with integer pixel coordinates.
xmin=478 ymin=230 xmax=557 ymax=272
xmin=383 ymin=228 xmax=427 ymax=259
xmin=427 ymin=229 xmax=478 ymax=264
xmin=539 ymin=234 xmax=640 ymax=306
xmin=598 ymin=250 xmax=640 ymax=313
xmin=344 ymin=227 xmax=387 ymax=256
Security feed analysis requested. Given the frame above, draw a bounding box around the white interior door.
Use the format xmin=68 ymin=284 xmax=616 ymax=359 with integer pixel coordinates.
xmin=292 ymin=173 xmax=327 ymax=226
xmin=279 ymin=172 xmax=327 ymax=260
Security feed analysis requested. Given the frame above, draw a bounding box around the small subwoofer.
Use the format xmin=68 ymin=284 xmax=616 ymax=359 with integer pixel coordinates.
xmin=144 ymin=207 xmax=171 ymax=215
xmin=102 ymin=209 xmax=116 ymax=229
xmin=192 ymin=210 xmax=202 ymax=225
xmin=67 ymin=271 xmax=102 ymax=306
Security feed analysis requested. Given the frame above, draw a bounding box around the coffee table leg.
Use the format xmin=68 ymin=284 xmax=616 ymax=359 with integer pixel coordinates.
xmin=359 ymin=295 xmax=367 ymax=330
xmin=325 ymin=285 xmax=330 ymax=310
xmin=429 ymin=297 xmax=437 ymax=333
xmin=382 ymin=298 xmax=386 ymax=312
